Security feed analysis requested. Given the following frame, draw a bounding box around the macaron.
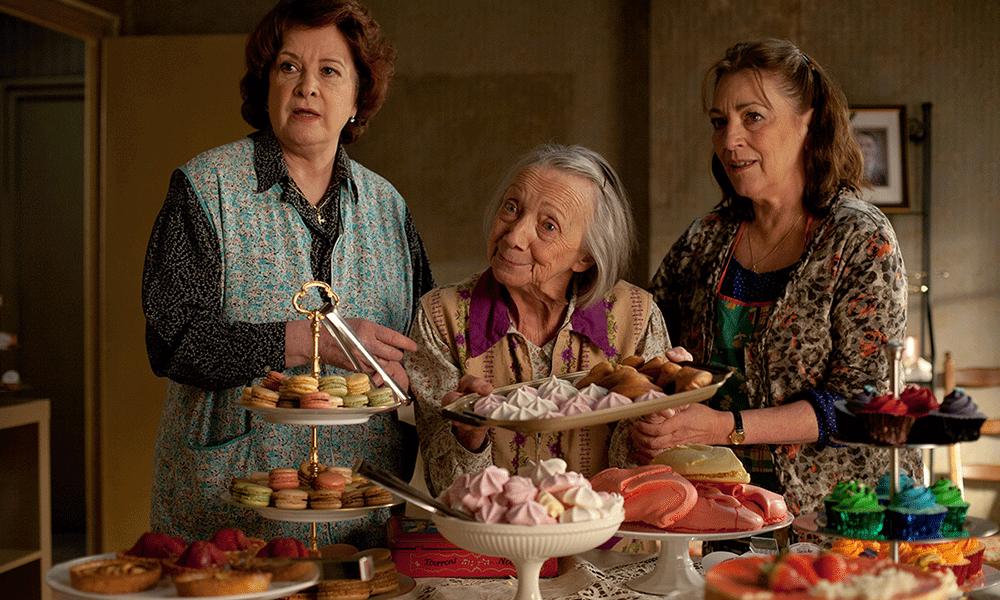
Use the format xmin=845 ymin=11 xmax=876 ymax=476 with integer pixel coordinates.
xmin=283 ymin=375 xmax=319 ymax=396
xmin=299 ymin=391 xmax=333 ymax=409
xmin=269 ymin=468 xmax=300 ymax=490
xmin=342 ymin=394 xmax=369 ymax=408
xmin=248 ymin=471 xmax=271 ymax=487
xmin=366 ymin=387 xmax=396 ymax=407
xmin=319 ymin=375 xmax=348 ymax=397
xmin=340 ymin=488 xmax=365 ymax=508
xmin=309 ymin=489 xmax=343 ymax=510
xmin=230 ymin=481 xmax=272 ymax=508
xmin=262 ymin=370 xmax=286 ymax=391
xmin=363 ymin=486 xmax=394 ymax=506
xmin=328 ymin=466 xmax=353 ymax=480
xmin=345 ymin=373 xmax=371 ymax=395
xmin=272 ymin=488 xmax=309 ymax=510
xmin=316 ymin=578 xmax=370 ymax=600
xmin=314 ymin=471 xmax=348 ymax=491
xmin=245 ymin=385 xmax=279 ymax=408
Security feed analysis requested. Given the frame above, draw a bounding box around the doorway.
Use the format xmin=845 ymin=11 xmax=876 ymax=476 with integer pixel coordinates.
xmin=0 ymin=12 xmax=86 ymax=563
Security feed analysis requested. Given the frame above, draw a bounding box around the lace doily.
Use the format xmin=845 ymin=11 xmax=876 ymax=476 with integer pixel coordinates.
xmin=410 ymin=550 xmax=699 ymax=600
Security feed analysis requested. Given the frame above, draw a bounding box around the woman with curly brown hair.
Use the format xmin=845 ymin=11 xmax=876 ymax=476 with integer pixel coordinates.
xmin=142 ymin=0 xmax=432 ymax=546
xmin=639 ymin=39 xmax=918 ymax=516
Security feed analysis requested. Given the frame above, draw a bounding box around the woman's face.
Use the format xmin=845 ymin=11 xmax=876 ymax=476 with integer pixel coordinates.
xmin=487 ymin=166 xmax=595 ymax=297
xmin=710 ymin=69 xmax=813 ymax=204
xmin=268 ymin=24 xmax=358 ymax=156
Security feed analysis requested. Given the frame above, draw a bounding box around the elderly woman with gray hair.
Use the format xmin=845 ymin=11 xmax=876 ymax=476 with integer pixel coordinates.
xmin=406 ymin=144 xmax=686 ymax=496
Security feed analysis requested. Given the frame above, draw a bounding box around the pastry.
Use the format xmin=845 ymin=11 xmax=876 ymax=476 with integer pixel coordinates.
xmin=909 ymin=387 xmax=986 ymax=444
xmin=173 ymin=570 xmax=272 ymax=596
xmin=345 ymin=372 xmax=371 ymax=395
xmin=670 ymin=484 xmax=765 ymax=532
xmin=363 ymin=485 xmax=394 ymax=506
xmin=242 ymin=384 xmax=279 ymax=408
xmin=886 ymin=482 xmax=947 ymax=540
xmin=230 ymin=480 xmax=272 ymax=507
xmin=342 ymin=394 xmax=369 ymax=408
xmin=263 ymin=370 xmax=286 ymax=391
xmin=655 ymin=361 xmax=683 ymax=388
xmin=164 ymin=541 xmax=229 ymax=578
xmin=822 ymin=480 xmax=860 ymax=529
xmin=673 ymin=366 xmax=713 ymax=391
xmin=300 ymin=391 xmax=334 ymax=409
xmin=589 ymin=465 xmax=698 ymax=528
xmin=341 ymin=487 xmax=366 ymax=508
xmin=928 ymin=478 xmax=969 ymax=535
xmin=210 ymin=528 xmax=265 ymax=560
xmin=122 ymin=530 xmax=188 ymax=563
xmin=316 ymin=578 xmax=370 ymax=600
xmin=619 ymin=354 xmax=645 ymax=368
xmin=283 ymin=375 xmax=320 ymax=395
xmin=831 ymin=482 xmax=885 ymax=538
xmin=309 ymin=489 xmax=343 ymax=509
xmin=876 ymin=472 xmax=916 ymax=505
xmin=651 ymin=443 xmax=751 ymax=483
xmin=574 ymin=360 xmax=615 ymax=388
xmin=704 ymin=482 xmax=788 ymax=524
xmin=855 ymin=393 xmax=915 ymax=445
xmin=273 ymin=488 xmax=309 ymax=510
xmin=70 ymin=557 xmax=161 ymax=593
xmin=318 ymin=374 xmax=348 ymax=397
xmin=269 ymin=467 xmax=300 ymax=490
xmin=704 ymin=553 xmax=950 ymax=600
xmin=368 ymin=559 xmax=399 ymax=594
xmin=637 ymin=356 xmax=667 ymax=377
xmin=314 ymin=470 xmax=348 ymax=491
xmin=366 ymin=387 xmax=396 ymax=407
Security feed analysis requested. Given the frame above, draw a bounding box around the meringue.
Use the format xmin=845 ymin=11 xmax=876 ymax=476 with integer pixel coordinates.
xmin=518 ymin=458 xmax=567 ymax=485
xmin=506 ymin=386 xmax=539 ymax=404
xmin=559 ymin=485 xmax=604 ymax=509
xmin=476 ymin=500 xmax=508 ymax=524
xmin=559 ymin=396 xmax=593 ymax=416
xmin=559 ymin=505 xmax=605 ymax=523
xmin=539 ymin=471 xmax=590 ymax=496
xmin=501 ymin=476 xmax=538 ymax=505
xmin=505 ymin=500 xmax=555 ymax=525
xmin=472 ymin=393 xmax=506 ymax=416
xmin=467 ymin=466 xmax=510 ymax=497
xmin=634 ymin=390 xmax=668 ymax=403
xmin=537 ymin=375 xmax=578 ymax=399
xmin=593 ymin=391 xmax=632 ymax=410
xmin=577 ymin=383 xmax=609 ymax=403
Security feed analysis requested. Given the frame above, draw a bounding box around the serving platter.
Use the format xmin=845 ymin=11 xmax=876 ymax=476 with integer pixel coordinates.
xmin=792 ymin=511 xmax=998 ymax=542
xmin=241 ymin=402 xmax=401 ymax=426
xmin=223 ymin=492 xmax=401 ymax=523
xmin=441 ymin=363 xmax=731 ymax=434
xmin=47 ymin=552 xmax=318 ymax=600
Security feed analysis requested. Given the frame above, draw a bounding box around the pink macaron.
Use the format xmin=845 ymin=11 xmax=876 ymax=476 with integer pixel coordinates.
xmin=268 ymin=468 xmax=300 ymax=490
xmin=314 ymin=471 xmax=348 ymax=491
xmin=300 ymin=391 xmax=333 ymax=409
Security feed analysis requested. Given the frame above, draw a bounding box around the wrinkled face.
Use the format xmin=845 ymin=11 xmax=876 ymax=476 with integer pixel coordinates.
xmin=487 ymin=166 xmax=595 ymax=296
xmin=268 ymin=24 xmax=358 ymax=155
xmin=710 ymin=69 xmax=813 ymax=203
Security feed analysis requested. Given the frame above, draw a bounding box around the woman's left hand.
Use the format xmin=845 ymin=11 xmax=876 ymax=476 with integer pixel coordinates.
xmin=630 ymin=403 xmax=730 ymax=464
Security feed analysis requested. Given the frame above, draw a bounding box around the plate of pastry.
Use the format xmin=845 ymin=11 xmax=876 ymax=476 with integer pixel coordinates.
xmin=240 ymin=372 xmax=404 ymax=425
xmin=46 ymin=552 xmax=319 ymax=599
xmin=442 ymin=357 xmax=731 ymax=433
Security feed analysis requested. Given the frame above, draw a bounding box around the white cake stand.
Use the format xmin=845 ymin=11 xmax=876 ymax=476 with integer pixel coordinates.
xmin=432 ymin=509 xmax=624 ymax=600
xmin=616 ymin=515 xmax=794 ymax=598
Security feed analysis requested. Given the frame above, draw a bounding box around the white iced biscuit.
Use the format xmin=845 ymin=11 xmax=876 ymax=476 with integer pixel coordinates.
xmin=536 ymin=491 xmax=565 ymax=519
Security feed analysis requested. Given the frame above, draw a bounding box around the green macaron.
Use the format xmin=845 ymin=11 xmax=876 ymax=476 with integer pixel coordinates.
xmin=230 ymin=480 xmax=272 ymax=508
xmin=342 ymin=394 xmax=369 ymax=408
xmin=366 ymin=387 xmax=396 ymax=407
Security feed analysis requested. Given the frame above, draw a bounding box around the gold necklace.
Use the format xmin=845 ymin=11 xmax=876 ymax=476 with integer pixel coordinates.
xmin=745 ymin=213 xmax=803 ymax=273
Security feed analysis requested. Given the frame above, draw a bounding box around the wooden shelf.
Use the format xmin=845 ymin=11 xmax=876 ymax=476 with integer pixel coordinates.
xmin=0 ymin=548 xmax=42 ymax=574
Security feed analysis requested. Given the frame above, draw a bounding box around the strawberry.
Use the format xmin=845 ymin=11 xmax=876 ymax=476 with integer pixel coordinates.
xmin=177 ymin=541 xmax=227 ymax=568
xmin=814 ymin=552 xmax=848 ymax=582
xmin=767 ymin=554 xmax=819 ymax=592
xmin=258 ymin=537 xmax=309 ymax=558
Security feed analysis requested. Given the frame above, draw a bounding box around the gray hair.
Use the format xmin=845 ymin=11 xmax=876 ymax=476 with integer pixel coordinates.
xmin=483 ymin=144 xmax=635 ymax=308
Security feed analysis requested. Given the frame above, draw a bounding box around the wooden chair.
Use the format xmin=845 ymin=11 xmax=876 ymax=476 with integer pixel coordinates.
xmin=943 ymin=351 xmax=1000 ymax=494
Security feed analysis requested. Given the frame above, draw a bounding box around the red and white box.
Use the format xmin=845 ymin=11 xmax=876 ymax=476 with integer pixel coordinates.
xmin=387 ymin=516 xmax=559 ymax=578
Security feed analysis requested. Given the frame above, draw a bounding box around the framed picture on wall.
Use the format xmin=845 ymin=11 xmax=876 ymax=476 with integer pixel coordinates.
xmin=849 ymin=105 xmax=908 ymax=210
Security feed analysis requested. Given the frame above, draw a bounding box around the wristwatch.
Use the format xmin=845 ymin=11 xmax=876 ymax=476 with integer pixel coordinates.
xmin=728 ymin=410 xmax=746 ymax=445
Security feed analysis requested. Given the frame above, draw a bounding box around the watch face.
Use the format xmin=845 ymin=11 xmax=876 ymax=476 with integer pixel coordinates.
xmin=730 ymin=430 xmax=746 ymax=445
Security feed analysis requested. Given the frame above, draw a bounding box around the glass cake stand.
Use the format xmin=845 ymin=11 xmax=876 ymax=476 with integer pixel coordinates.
xmin=616 ymin=515 xmax=794 ymax=598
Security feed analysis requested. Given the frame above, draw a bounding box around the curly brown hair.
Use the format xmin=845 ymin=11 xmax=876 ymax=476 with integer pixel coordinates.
xmin=240 ymin=0 xmax=395 ymax=144
xmin=702 ymin=38 xmax=864 ymax=218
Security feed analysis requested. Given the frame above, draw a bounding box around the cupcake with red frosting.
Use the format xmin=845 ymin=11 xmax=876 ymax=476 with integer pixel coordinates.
xmin=854 ymin=393 xmax=914 ymax=445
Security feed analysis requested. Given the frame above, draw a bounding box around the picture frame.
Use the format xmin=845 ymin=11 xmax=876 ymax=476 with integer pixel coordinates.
xmin=849 ymin=105 xmax=908 ymax=210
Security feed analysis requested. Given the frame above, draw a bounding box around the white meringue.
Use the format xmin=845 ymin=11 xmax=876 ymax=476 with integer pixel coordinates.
xmin=559 ymin=485 xmax=604 ymax=509
xmin=505 ymin=386 xmax=538 ymax=404
xmin=559 ymin=505 xmax=604 ymax=523
xmin=518 ymin=458 xmax=567 ymax=484
xmin=577 ymin=383 xmax=609 ymax=404
xmin=489 ymin=403 xmax=522 ymax=420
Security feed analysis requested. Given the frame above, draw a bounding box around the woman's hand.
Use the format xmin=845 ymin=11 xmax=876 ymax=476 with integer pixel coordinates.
xmin=285 ymin=318 xmax=417 ymax=389
xmin=630 ymin=403 xmax=731 ymax=463
xmin=443 ymin=374 xmax=494 ymax=452
xmin=666 ymin=346 xmax=694 ymax=362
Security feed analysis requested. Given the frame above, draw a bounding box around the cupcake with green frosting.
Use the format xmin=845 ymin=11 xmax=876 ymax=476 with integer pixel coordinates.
xmin=886 ymin=483 xmax=947 ymax=540
xmin=930 ymin=478 xmax=969 ymax=535
xmin=823 ymin=480 xmax=860 ymax=529
xmin=832 ymin=483 xmax=885 ymax=538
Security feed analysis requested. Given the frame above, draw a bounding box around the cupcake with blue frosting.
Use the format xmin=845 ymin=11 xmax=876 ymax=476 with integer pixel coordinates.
xmin=886 ymin=482 xmax=947 ymax=540
xmin=875 ymin=472 xmax=915 ymax=506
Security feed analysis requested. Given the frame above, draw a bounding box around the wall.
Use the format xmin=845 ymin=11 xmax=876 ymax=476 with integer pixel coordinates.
xmin=649 ymin=0 xmax=1000 ymax=521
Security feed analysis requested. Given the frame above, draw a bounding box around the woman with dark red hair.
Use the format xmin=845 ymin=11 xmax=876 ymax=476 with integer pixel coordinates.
xmin=142 ymin=0 xmax=432 ymax=546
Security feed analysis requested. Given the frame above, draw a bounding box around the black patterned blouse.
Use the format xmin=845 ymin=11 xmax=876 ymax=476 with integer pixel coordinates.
xmin=143 ymin=130 xmax=433 ymax=391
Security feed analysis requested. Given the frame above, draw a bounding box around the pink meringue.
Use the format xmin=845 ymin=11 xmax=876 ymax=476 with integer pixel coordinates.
xmin=472 ymin=393 xmax=506 ymax=416
xmin=440 ymin=473 xmax=471 ymax=510
xmin=634 ymin=390 xmax=668 ymax=403
xmin=476 ymin=500 xmax=508 ymax=524
xmin=467 ymin=465 xmax=510 ymax=497
xmin=559 ymin=397 xmax=593 ymax=416
xmin=501 ymin=476 xmax=538 ymax=505
xmin=593 ymin=391 xmax=632 ymax=410
xmin=505 ymin=500 xmax=556 ymax=525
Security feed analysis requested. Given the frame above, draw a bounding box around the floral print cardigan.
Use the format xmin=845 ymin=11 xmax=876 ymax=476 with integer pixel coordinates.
xmin=650 ymin=193 xmax=919 ymax=515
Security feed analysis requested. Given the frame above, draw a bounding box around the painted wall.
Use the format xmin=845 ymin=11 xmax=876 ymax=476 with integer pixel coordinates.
xmin=88 ymin=0 xmax=1000 ymax=543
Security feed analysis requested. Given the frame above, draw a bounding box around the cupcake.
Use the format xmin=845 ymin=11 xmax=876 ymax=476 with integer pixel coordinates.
xmin=886 ymin=483 xmax=947 ymax=540
xmin=875 ymin=472 xmax=915 ymax=506
xmin=832 ymin=483 xmax=885 ymax=538
xmin=958 ymin=538 xmax=985 ymax=578
xmin=898 ymin=384 xmax=939 ymax=417
xmin=854 ymin=392 xmax=914 ymax=445
xmin=909 ymin=388 xmax=986 ymax=444
xmin=929 ymin=478 xmax=969 ymax=535
xmin=823 ymin=480 xmax=861 ymax=529
xmin=833 ymin=386 xmax=875 ymax=442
